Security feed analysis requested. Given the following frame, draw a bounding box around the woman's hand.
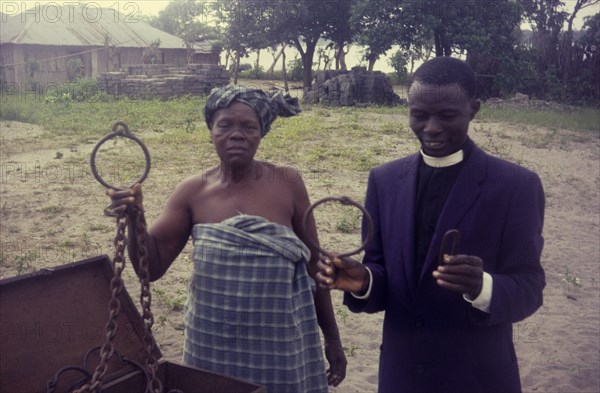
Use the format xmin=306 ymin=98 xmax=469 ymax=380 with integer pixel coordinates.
xmin=325 ymin=339 xmax=347 ymax=386
xmin=106 ymin=183 xmax=143 ymax=216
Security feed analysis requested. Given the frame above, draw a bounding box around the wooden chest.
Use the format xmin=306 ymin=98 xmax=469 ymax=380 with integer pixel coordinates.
xmin=0 ymin=255 xmax=266 ymax=393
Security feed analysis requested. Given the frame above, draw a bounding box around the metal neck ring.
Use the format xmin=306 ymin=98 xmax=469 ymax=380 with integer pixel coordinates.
xmin=90 ymin=121 xmax=151 ymax=190
xmin=303 ymin=196 xmax=373 ymax=259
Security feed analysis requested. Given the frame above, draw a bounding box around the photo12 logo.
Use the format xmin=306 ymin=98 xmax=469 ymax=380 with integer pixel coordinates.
xmin=1 ymin=2 xmax=140 ymax=23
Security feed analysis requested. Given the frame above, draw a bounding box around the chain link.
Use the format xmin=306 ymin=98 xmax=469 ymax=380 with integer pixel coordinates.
xmin=74 ymin=215 xmax=127 ymax=393
xmin=79 ymin=121 xmax=175 ymax=392
xmin=74 ymin=206 xmax=163 ymax=392
xmin=133 ymin=206 xmax=163 ymax=393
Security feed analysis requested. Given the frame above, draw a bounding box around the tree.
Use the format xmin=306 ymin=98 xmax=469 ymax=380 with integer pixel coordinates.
xmin=148 ymin=0 xmax=220 ymax=63
xmin=522 ymin=0 xmax=568 ymax=81
xmin=561 ymin=0 xmax=599 ymax=84
xmin=404 ymin=35 xmax=435 ymax=74
xmin=351 ymin=0 xmax=524 ymax=96
xmin=216 ymin=0 xmax=274 ymax=83
xmin=266 ymin=0 xmax=355 ymax=90
xmin=141 ymin=39 xmax=162 ymax=64
xmin=580 ymin=11 xmax=600 ymax=49
xmin=520 ymin=0 xmax=599 ymax=101
xmin=217 ymin=0 xmax=353 ymax=89
xmin=405 ymin=0 xmax=524 ymax=63
xmin=350 ymin=0 xmax=523 ymax=74
xmin=351 ymin=0 xmax=413 ymax=71
xmin=347 ymin=0 xmax=597 ymax=102
xmin=454 ymin=1 xmax=524 ymax=96
xmin=150 ymin=0 xmax=218 ymax=40
xmin=322 ymin=0 xmax=355 ymax=70
xmin=388 ymin=50 xmax=409 ymax=82
xmin=570 ymin=11 xmax=600 ymax=102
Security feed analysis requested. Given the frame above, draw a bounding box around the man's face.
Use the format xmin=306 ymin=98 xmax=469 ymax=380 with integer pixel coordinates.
xmin=408 ymin=81 xmax=480 ymax=157
xmin=210 ymin=102 xmax=262 ymax=167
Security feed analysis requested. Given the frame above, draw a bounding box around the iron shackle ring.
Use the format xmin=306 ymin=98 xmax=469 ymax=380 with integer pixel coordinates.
xmin=90 ymin=121 xmax=151 ymax=190
xmin=303 ymin=196 xmax=373 ymax=259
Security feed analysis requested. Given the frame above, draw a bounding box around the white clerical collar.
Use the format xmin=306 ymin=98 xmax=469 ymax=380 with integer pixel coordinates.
xmin=420 ymin=149 xmax=464 ymax=168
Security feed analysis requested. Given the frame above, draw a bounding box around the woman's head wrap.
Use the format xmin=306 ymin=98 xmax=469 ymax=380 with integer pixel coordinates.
xmin=203 ymin=85 xmax=301 ymax=137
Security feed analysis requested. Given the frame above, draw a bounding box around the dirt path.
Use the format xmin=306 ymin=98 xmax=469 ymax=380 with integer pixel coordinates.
xmin=1 ymin=115 xmax=598 ymax=392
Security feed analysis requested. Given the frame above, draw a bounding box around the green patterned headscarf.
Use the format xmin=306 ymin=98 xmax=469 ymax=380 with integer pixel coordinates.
xmin=203 ymin=85 xmax=301 ymax=137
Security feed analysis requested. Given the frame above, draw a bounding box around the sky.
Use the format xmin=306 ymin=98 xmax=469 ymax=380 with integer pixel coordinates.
xmin=8 ymin=1 xmax=595 ymax=26
xmin=2 ymin=1 xmax=171 ymax=18
xmin=3 ymin=1 xmax=599 ymax=74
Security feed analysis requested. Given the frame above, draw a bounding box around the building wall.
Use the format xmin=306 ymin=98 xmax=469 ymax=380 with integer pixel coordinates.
xmin=193 ymin=52 xmax=219 ymax=65
xmin=0 ymin=44 xmax=97 ymax=88
xmin=0 ymin=43 xmax=216 ymax=88
xmin=163 ymin=48 xmax=188 ymax=67
xmin=0 ymin=43 xmax=16 ymax=86
xmin=116 ymin=47 xmax=143 ymax=68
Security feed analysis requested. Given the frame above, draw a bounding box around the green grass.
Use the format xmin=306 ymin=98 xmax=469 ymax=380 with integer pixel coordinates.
xmin=1 ymin=92 xmax=596 ymax=187
xmin=39 ymin=205 xmax=64 ymax=216
xmin=0 ymin=95 xmax=208 ymax=141
xmin=478 ymin=105 xmax=599 ymax=134
xmin=14 ymin=251 xmax=37 ymax=275
xmin=152 ymin=286 xmax=187 ymax=311
xmin=89 ymin=223 xmax=111 ymax=232
xmin=336 ymin=209 xmax=361 ymax=233
xmin=3 ymin=92 xmax=596 ymax=136
xmin=2 ymin=92 xmax=595 ymax=192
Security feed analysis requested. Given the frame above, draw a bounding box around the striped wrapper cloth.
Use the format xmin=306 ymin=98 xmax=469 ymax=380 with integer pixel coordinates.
xmin=183 ymin=215 xmax=328 ymax=393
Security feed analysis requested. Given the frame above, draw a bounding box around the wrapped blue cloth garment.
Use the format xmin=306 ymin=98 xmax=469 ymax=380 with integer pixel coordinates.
xmin=183 ymin=215 xmax=328 ymax=393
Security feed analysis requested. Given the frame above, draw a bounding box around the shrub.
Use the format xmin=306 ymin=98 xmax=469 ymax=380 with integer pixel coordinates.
xmin=44 ymin=78 xmax=111 ymax=103
xmin=288 ymin=58 xmax=304 ymax=82
xmin=388 ymin=50 xmax=409 ymax=83
xmin=66 ymin=58 xmax=84 ymax=80
xmin=240 ymin=64 xmax=265 ymax=79
xmin=238 ymin=63 xmax=252 ymax=72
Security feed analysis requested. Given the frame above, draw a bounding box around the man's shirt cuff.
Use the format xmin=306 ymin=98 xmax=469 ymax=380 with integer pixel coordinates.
xmin=350 ymin=266 xmax=373 ymax=299
xmin=463 ymin=272 xmax=493 ymax=313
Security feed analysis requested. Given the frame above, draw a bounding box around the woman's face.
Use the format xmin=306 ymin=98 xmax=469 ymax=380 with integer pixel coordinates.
xmin=210 ymin=102 xmax=262 ymax=168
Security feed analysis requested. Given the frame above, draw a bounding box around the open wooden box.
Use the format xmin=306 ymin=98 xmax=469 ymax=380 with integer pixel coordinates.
xmin=0 ymin=255 xmax=266 ymax=393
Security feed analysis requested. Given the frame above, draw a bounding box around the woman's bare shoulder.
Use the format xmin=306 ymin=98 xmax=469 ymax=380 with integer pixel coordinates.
xmin=172 ymin=168 xmax=217 ymax=195
xmin=257 ymin=161 xmax=304 ymax=184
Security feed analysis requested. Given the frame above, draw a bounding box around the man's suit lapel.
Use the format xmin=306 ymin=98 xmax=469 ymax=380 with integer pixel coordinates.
xmin=396 ymin=155 xmax=420 ymax=296
xmin=418 ymin=146 xmax=487 ymax=283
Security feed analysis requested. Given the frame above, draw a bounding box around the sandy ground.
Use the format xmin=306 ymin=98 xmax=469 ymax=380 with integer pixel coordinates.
xmin=1 ymin=106 xmax=598 ymax=392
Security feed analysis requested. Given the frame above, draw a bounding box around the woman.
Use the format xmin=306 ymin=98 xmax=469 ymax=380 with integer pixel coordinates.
xmin=108 ymin=85 xmax=346 ymax=392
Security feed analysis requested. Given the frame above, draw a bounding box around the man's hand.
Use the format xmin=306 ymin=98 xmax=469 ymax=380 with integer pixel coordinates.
xmin=316 ymin=255 xmax=369 ymax=293
xmin=324 ymin=339 xmax=347 ymax=386
xmin=433 ymin=254 xmax=484 ymax=299
xmin=106 ymin=183 xmax=143 ymax=216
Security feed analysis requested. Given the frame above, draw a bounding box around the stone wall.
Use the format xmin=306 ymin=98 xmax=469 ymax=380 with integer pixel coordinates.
xmin=96 ymin=64 xmax=229 ymax=99
xmin=304 ymin=67 xmax=401 ymax=106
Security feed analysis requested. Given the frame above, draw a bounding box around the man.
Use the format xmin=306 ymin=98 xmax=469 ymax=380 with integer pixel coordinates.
xmin=316 ymin=57 xmax=545 ymax=393
xmin=108 ymin=85 xmax=346 ymax=392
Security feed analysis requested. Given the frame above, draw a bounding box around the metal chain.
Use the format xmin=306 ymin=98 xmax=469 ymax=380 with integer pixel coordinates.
xmin=74 ymin=215 xmax=127 ymax=393
xmin=81 ymin=121 xmax=176 ymax=392
xmin=132 ymin=205 xmax=163 ymax=393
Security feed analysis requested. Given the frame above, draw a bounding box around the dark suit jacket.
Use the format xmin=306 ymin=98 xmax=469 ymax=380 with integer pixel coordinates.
xmin=345 ymin=142 xmax=545 ymax=393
